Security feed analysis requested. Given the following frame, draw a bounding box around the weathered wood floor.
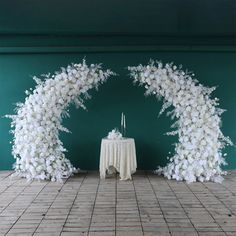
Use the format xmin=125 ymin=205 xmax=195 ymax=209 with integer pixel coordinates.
xmin=0 ymin=171 xmax=236 ymax=236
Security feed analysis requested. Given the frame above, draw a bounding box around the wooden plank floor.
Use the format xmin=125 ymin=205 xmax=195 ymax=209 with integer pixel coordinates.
xmin=0 ymin=170 xmax=236 ymax=236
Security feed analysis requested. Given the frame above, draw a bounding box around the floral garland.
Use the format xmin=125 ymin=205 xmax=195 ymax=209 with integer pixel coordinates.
xmin=128 ymin=60 xmax=233 ymax=183
xmin=7 ymin=60 xmax=114 ymax=181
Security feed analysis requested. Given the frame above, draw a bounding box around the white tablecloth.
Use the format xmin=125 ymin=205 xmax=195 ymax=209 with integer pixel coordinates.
xmin=99 ymin=138 xmax=137 ymax=180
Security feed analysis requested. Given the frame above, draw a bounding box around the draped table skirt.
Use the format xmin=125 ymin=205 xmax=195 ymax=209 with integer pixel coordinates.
xmin=99 ymin=138 xmax=137 ymax=180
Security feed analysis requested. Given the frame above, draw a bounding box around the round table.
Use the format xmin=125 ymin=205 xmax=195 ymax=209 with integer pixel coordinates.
xmin=99 ymin=138 xmax=137 ymax=180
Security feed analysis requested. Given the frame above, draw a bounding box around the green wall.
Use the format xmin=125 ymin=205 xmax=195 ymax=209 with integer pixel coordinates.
xmin=0 ymin=0 xmax=235 ymax=170
xmin=0 ymin=52 xmax=236 ymax=170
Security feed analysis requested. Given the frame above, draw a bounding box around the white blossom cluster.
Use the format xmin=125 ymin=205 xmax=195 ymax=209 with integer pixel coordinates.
xmin=7 ymin=60 xmax=114 ymax=182
xmin=128 ymin=60 xmax=233 ymax=183
xmin=107 ymin=128 xmax=122 ymax=140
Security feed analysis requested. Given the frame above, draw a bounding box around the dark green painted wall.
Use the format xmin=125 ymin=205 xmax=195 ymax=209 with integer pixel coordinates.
xmin=0 ymin=0 xmax=235 ymax=35
xmin=0 ymin=52 xmax=236 ymax=170
xmin=0 ymin=0 xmax=235 ymax=170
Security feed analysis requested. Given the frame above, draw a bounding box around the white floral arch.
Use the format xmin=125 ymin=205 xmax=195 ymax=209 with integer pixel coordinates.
xmin=128 ymin=60 xmax=232 ymax=183
xmin=7 ymin=60 xmax=232 ymax=183
xmin=7 ymin=60 xmax=115 ymax=181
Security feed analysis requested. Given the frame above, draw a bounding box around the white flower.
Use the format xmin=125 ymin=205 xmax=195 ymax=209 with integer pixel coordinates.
xmin=128 ymin=60 xmax=233 ymax=183
xmin=7 ymin=60 xmax=115 ymax=182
